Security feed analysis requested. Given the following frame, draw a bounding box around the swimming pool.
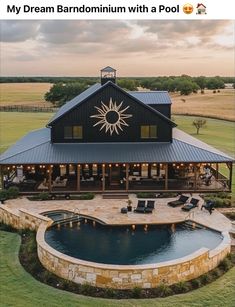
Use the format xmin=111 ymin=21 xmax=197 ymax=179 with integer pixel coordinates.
xmin=45 ymin=219 xmax=222 ymax=265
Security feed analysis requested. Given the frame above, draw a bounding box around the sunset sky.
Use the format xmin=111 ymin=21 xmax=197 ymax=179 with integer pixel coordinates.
xmin=1 ymin=20 xmax=234 ymax=76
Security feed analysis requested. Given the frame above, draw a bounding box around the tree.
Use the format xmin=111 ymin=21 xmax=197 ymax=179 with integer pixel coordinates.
xmin=117 ymin=79 xmax=138 ymax=91
xmin=206 ymin=77 xmax=225 ymax=90
xmin=192 ymin=119 xmax=207 ymax=134
xmin=177 ymin=80 xmax=199 ymax=95
xmin=194 ymin=76 xmax=206 ymax=93
xmin=45 ymin=82 xmax=89 ymax=107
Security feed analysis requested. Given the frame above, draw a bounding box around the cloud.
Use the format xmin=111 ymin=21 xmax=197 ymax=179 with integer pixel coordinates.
xmin=0 ymin=21 xmax=40 ymax=42
xmin=0 ymin=20 xmax=234 ymax=76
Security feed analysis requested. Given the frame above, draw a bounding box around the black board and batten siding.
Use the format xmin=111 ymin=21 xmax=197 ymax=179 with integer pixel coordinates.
xmin=50 ymin=83 xmax=173 ymax=143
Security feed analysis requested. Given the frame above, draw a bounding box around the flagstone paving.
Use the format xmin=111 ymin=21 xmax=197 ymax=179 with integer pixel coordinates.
xmin=3 ymin=194 xmax=232 ymax=232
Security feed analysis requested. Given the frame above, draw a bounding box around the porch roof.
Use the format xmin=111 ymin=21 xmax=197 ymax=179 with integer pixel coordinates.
xmin=0 ymin=128 xmax=233 ymax=165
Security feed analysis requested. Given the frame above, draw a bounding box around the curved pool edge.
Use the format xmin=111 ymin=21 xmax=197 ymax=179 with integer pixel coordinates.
xmin=36 ymin=222 xmax=231 ymax=289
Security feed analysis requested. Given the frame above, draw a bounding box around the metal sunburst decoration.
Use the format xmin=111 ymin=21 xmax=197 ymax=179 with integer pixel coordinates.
xmin=90 ymin=98 xmax=132 ymax=136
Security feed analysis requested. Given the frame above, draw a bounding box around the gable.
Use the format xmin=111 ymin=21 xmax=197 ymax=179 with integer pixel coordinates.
xmin=50 ymin=82 xmax=176 ymax=143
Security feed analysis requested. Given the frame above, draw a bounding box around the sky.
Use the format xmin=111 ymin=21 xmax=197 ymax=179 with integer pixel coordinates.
xmin=0 ymin=20 xmax=234 ymax=76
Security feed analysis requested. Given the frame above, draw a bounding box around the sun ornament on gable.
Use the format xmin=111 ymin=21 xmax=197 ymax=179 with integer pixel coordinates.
xmin=90 ymin=97 xmax=132 ymax=136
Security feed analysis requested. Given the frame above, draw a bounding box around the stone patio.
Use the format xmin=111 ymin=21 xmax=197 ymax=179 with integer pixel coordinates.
xmin=3 ymin=194 xmax=232 ymax=232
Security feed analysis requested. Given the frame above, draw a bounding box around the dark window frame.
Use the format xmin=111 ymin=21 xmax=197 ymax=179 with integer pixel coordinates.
xmin=64 ymin=125 xmax=83 ymax=139
xmin=141 ymin=125 xmax=157 ymax=139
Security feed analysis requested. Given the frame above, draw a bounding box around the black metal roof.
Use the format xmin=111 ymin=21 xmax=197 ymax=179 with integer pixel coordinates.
xmin=47 ymin=81 xmax=175 ymax=127
xmin=0 ymin=128 xmax=233 ymax=164
xmin=101 ymin=66 xmax=116 ymax=72
xmin=128 ymin=91 xmax=171 ymax=105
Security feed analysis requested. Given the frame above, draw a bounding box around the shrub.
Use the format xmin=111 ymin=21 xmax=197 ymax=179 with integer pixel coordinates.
xmin=172 ymin=281 xmax=190 ymax=294
xmin=7 ymin=186 xmax=19 ymax=199
xmin=153 ymin=283 xmax=173 ymax=297
xmin=218 ymin=258 xmax=233 ymax=271
xmin=131 ymin=286 xmax=142 ymax=298
xmin=136 ymin=192 xmax=156 ymax=198
xmin=38 ymin=192 xmax=50 ymax=201
xmin=199 ymin=273 xmax=212 ymax=285
xmin=104 ymin=287 xmax=116 ymax=298
xmin=204 ymin=196 xmax=231 ymax=208
xmin=0 ymin=189 xmax=9 ymax=199
xmin=190 ymin=278 xmax=201 ymax=289
xmin=211 ymin=268 xmax=223 ymax=278
xmin=157 ymin=192 xmax=178 ymax=198
xmin=78 ymin=193 xmax=94 ymax=200
xmin=80 ymin=283 xmax=95 ymax=296
xmin=39 ymin=270 xmax=55 ymax=284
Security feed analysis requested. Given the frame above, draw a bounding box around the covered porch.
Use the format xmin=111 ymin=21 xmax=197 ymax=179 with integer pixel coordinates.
xmin=1 ymin=161 xmax=233 ymax=193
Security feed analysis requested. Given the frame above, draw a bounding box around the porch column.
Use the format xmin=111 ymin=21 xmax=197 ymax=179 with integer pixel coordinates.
xmin=216 ymin=163 xmax=219 ymax=180
xmin=194 ymin=164 xmax=197 ymax=189
xmin=48 ymin=165 xmax=52 ymax=193
xmin=102 ymin=164 xmax=105 ymax=192
xmin=77 ymin=164 xmax=81 ymax=191
xmin=125 ymin=163 xmax=129 ymax=191
xmin=228 ymin=162 xmax=233 ymax=191
xmin=165 ymin=163 xmax=168 ymax=190
xmin=0 ymin=165 xmax=4 ymax=189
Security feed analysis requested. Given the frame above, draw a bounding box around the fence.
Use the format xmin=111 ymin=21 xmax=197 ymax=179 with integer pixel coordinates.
xmin=0 ymin=105 xmax=58 ymax=113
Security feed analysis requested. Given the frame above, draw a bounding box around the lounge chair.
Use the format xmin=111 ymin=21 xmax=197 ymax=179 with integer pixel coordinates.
xmin=134 ymin=200 xmax=146 ymax=213
xmin=181 ymin=198 xmax=199 ymax=211
xmin=167 ymin=195 xmax=189 ymax=207
xmin=145 ymin=200 xmax=155 ymax=213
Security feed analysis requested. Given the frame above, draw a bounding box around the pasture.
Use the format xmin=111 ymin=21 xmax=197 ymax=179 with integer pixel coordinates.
xmin=171 ymin=89 xmax=235 ymax=121
xmin=0 ymin=83 xmax=52 ymax=106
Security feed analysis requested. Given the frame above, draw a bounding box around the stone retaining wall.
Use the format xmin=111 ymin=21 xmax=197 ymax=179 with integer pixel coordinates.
xmin=37 ymin=223 xmax=231 ymax=289
xmin=0 ymin=205 xmax=51 ymax=230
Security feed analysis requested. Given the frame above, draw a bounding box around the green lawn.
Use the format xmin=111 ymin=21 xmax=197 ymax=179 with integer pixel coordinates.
xmin=174 ymin=115 xmax=235 ymax=157
xmin=174 ymin=115 xmax=235 ymax=198
xmin=1 ymin=230 xmax=235 ymax=307
xmin=0 ymin=112 xmax=52 ymax=153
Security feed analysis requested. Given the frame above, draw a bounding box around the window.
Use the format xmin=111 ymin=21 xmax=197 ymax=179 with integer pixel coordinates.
xmin=73 ymin=126 xmax=83 ymax=139
xmin=141 ymin=164 xmax=148 ymax=178
xmin=64 ymin=126 xmax=72 ymax=139
xmin=141 ymin=125 xmax=157 ymax=138
xmin=64 ymin=125 xmax=83 ymax=139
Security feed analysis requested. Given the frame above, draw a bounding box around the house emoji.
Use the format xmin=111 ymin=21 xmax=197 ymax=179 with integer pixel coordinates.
xmin=196 ymin=3 xmax=207 ymax=14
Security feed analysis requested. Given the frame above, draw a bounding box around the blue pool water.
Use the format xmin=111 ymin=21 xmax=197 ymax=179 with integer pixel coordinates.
xmin=42 ymin=210 xmax=75 ymax=221
xmin=45 ymin=220 xmax=222 ymax=265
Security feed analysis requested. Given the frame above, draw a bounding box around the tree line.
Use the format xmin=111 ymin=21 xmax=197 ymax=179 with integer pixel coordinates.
xmin=1 ymin=75 xmax=234 ymax=107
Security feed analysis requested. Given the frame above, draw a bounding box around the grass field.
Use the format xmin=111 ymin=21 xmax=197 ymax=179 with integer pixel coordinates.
xmin=0 ymin=83 xmax=52 ymax=106
xmin=171 ymin=89 xmax=235 ymax=121
xmin=0 ymin=112 xmax=52 ymax=153
xmin=1 ymin=230 xmax=235 ymax=307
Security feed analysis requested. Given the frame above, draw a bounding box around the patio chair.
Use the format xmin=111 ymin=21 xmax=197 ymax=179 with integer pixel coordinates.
xmin=181 ymin=198 xmax=200 ymax=211
xmin=145 ymin=200 xmax=155 ymax=213
xmin=201 ymin=200 xmax=215 ymax=213
xmin=134 ymin=200 xmax=146 ymax=213
xmin=167 ymin=195 xmax=189 ymax=207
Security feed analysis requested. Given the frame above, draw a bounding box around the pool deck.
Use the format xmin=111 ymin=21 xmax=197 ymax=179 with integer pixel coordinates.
xmin=2 ymin=194 xmax=232 ymax=233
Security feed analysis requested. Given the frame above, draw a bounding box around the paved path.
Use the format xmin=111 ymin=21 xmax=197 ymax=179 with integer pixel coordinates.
xmin=3 ymin=194 xmax=232 ymax=232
